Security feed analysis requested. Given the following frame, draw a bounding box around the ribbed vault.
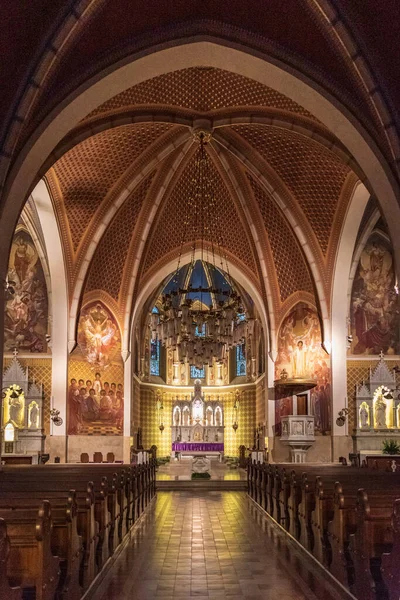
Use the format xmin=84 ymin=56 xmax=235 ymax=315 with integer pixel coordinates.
xmin=40 ymin=65 xmax=363 ymax=341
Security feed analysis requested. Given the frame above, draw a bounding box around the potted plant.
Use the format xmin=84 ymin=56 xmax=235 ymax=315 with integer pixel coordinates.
xmin=382 ymin=439 xmax=400 ymax=455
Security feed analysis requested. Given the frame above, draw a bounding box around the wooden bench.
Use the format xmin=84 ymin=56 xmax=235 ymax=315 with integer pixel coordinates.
xmin=0 ymin=460 xmax=157 ymax=598
xmin=247 ymin=461 xmax=400 ymax=600
xmin=0 ymin=501 xmax=60 ymax=600
xmin=0 ymin=519 xmax=22 ymax=599
xmin=0 ymin=490 xmax=83 ymax=599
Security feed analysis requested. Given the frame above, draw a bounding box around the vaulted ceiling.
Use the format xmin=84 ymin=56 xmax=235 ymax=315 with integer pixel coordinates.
xmin=42 ymin=66 xmax=362 ymax=328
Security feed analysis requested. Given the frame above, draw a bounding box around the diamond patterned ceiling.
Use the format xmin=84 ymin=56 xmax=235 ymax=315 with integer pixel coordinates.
xmin=86 ymin=172 xmax=155 ymax=301
xmin=86 ymin=67 xmax=318 ymax=121
xmin=232 ymin=124 xmax=351 ymax=255
xmin=52 ymin=122 xmax=175 ymax=251
xmin=247 ymin=173 xmax=314 ymax=303
xmin=142 ymin=144 xmax=258 ymax=278
xmin=43 ymin=66 xmax=361 ymax=320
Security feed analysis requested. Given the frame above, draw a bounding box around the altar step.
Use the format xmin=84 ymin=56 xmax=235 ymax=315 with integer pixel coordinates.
xmin=156 ymin=479 xmax=247 ymax=491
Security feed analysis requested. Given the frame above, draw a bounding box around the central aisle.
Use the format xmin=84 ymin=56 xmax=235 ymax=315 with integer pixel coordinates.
xmin=96 ymin=491 xmax=323 ymax=599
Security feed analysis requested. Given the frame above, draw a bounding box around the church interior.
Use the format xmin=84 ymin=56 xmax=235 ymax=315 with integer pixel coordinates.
xmin=1 ymin=2 xmax=400 ymax=599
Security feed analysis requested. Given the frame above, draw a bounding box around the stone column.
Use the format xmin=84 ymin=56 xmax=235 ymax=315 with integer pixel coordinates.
xmin=32 ymin=181 xmax=68 ymax=462
xmin=123 ymin=352 xmax=132 ymax=463
xmin=331 ymin=183 xmax=369 ymax=461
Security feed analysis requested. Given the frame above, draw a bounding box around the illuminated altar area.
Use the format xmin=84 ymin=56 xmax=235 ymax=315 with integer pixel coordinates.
xmin=170 ymin=379 xmax=224 ymax=456
xmin=1 ymin=352 xmax=45 ymax=461
xmin=354 ymin=354 xmax=400 ymax=453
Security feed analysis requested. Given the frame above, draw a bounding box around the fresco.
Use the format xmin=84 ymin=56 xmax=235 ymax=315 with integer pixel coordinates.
xmin=67 ymin=359 xmax=124 ymax=436
xmin=350 ymin=235 xmax=399 ymax=355
xmin=275 ymin=304 xmax=331 ymax=434
xmin=77 ymin=302 xmax=121 ymax=370
xmin=4 ymin=229 xmax=48 ymax=352
xmin=69 ymin=303 xmax=123 ymax=435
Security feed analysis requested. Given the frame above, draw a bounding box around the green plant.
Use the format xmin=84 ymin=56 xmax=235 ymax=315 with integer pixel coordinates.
xmin=382 ymin=439 xmax=400 ymax=455
xmin=191 ymin=472 xmax=211 ymax=480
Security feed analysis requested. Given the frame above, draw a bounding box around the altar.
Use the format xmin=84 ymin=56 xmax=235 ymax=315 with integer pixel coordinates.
xmin=171 ymin=379 xmax=224 ymax=457
xmin=172 ymin=443 xmax=224 ymax=452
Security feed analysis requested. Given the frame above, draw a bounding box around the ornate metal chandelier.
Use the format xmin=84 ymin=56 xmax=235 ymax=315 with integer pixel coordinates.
xmin=149 ymin=130 xmax=254 ymax=368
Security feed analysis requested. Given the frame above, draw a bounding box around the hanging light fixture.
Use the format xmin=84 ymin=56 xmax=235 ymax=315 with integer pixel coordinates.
xmin=149 ymin=130 xmax=254 ymax=368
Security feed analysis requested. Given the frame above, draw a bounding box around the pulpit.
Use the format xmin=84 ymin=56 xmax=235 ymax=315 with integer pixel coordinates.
xmin=280 ymin=415 xmax=315 ymax=463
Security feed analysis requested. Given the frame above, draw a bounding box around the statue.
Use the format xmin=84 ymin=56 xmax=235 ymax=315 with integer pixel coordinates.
xmin=174 ymin=408 xmax=180 ymax=426
xmin=375 ymin=396 xmax=387 ymax=428
xmin=9 ymin=394 xmax=23 ymax=427
xmin=359 ymin=403 xmax=369 ymax=428
xmin=291 ymin=340 xmax=307 ymax=378
xmin=29 ymin=401 xmax=39 ymax=428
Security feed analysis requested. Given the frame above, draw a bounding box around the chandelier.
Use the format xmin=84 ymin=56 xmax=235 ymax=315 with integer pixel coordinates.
xmin=149 ymin=130 xmax=254 ymax=368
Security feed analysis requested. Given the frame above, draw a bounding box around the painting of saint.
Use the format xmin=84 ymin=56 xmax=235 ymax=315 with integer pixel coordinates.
xmin=77 ymin=303 xmax=121 ymax=370
xmin=350 ymin=235 xmax=399 ymax=355
xmin=67 ymin=369 xmax=124 ymax=436
xmin=4 ymin=229 xmax=48 ymax=352
xmin=275 ymin=304 xmax=331 ymax=434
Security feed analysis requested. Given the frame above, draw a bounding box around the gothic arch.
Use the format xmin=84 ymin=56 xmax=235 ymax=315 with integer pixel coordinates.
xmin=2 ymin=39 xmax=400 ymax=278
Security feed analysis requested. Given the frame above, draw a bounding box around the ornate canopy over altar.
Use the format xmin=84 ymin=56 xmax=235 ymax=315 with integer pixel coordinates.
xmin=171 ymin=379 xmax=224 ymax=455
xmin=354 ymin=353 xmax=400 ymax=453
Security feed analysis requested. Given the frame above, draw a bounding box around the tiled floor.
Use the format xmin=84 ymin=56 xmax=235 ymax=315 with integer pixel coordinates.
xmin=96 ymin=491 xmax=322 ymax=599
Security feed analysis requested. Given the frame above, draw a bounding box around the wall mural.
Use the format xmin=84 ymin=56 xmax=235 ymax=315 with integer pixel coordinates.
xmin=350 ymin=235 xmax=399 ymax=355
xmin=275 ymin=304 xmax=331 ymax=434
xmin=4 ymin=229 xmax=48 ymax=352
xmin=68 ymin=303 xmax=123 ymax=436
xmin=77 ymin=302 xmax=121 ymax=370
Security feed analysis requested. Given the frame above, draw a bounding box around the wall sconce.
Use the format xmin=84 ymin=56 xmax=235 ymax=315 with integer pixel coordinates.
xmin=50 ymin=408 xmax=63 ymax=426
xmin=336 ymin=407 xmax=350 ymax=427
xmin=232 ymin=389 xmax=241 ymax=433
xmin=155 ymin=390 xmax=165 ymax=433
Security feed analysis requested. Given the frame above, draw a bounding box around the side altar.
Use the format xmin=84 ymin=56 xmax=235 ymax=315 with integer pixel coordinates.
xmin=171 ymin=379 xmax=224 ymax=457
xmin=1 ymin=353 xmax=45 ymax=462
xmin=353 ymin=353 xmax=400 ymax=454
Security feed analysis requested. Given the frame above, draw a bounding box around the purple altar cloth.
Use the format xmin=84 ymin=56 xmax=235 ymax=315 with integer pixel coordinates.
xmin=172 ymin=443 xmax=224 ymax=452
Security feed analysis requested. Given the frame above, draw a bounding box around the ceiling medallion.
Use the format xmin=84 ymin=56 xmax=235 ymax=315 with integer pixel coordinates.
xmin=150 ymin=131 xmax=254 ymax=368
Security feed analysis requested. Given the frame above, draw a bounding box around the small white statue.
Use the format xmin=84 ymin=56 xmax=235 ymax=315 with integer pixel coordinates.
xmin=375 ymin=397 xmax=387 ymax=428
xmin=29 ymin=402 xmax=39 ymax=428
xmin=359 ymin=403 xmax=369 ymax=428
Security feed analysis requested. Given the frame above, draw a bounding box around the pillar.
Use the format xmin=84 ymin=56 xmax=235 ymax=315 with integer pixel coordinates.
xmin=32 ymin=180 xmax=69 ymax=462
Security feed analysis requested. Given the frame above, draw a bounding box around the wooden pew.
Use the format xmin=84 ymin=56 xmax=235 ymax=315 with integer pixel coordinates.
xmin=1 ymin=483 xmax=96 ymax=590
xmin=349 ymin=489 xmax=397 ymax=600
xmin=247 ymin=461 xmax=400 ymax=600
xmin=381 ymin=499 xmax=400 ymax=600
xmin=0 ymin=461 xmax=156 ymax=595
xmin=0 ymin=501 xmax=60 ymax=600
xmin=0 ymin=519 xmax=22 ymax=599
xmin=0 ymin=475 xmax=104 ymax=582
xmin=0 ymin=491 xmax=83 ymax=599
xmin=0 ymin=468 xmax=115 ymax=566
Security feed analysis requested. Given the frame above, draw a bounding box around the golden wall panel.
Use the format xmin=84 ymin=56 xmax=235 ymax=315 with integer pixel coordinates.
xmin=140 ymin=384 xmax=256 ymax=457
xmin=347 ymin=358 xmax=400 ymax=432
xmin=3 ymin=356 xmax=52 ymax=434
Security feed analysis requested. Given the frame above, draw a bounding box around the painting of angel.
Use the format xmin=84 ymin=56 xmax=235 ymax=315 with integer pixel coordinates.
xmin=77 ymin=303 xmax=121 ymax=369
